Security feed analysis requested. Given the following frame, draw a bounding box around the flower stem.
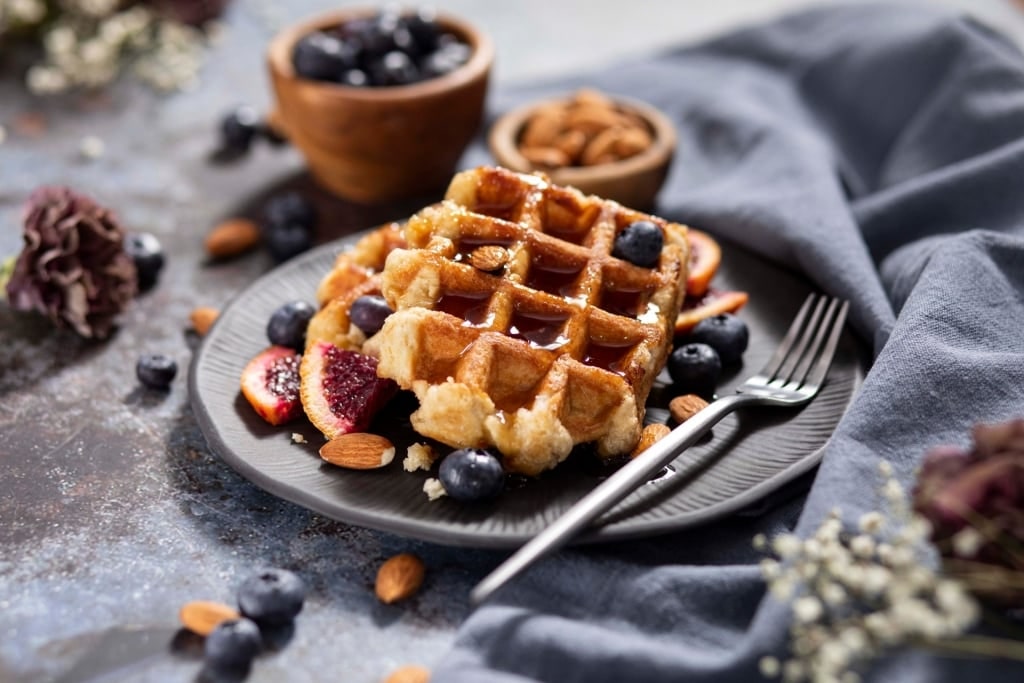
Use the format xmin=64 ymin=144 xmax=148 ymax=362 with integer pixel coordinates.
xmin=0 ymin=255 xmax=14 ymax=300
xmin=914 ymin=635 xmax=1024 ymax=661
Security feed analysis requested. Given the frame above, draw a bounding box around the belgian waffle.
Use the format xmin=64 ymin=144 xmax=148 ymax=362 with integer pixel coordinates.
xmin=305 ymin=221 xmax=406 ymax=353
xmin=374 ymin=167 xmax=689 ymax=476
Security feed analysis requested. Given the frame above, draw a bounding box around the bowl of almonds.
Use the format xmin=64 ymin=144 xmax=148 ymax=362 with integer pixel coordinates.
xmin=487 ymin=88 xmax=677 ymax=208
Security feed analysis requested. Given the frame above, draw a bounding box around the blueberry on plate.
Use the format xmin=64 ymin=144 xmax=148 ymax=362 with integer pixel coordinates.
xmin=263 ymin=192 xmax=316 ymax=231
xmin=264 ymin=223 xmax=313 ymax=264
xmin=266 ymin=300 xmax=316 ymax=350
xmin=612 ymin=220 xmax=663 ymax=268
xmin=292 ymin=31 xmax=359 ymax=82
xmin=687 ymin=313 xmax=749 ymax=365
xmin=439 ymin=448 xmax=505 ymax=502
xmin=219 ymin=105 xmax=261 ymax=154
xmin=237 ymin=568 xmax=307 ymax=626
xmin=123 ymin=232 xmax=165 ymax=291
xmin=349 ymin=295 xmax=393 ymax=336
xmin=204 ymin=617 xmax=262 ymax=670
xmin=667 ymin=343 xmax=721 ymax=398
xmin=136 ymin=354 xmax=178 ymax=390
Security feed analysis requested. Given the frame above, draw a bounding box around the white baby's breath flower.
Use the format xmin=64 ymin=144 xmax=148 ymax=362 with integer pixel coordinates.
xmin=753 ymin=533 xmax=768 ymax=550
xmin=861 ymin=565 xmax=891 ymax=596
xmin=877 ymin=460 xmax=893 ymax=477
xmin=781 ymin=659 xmax=805 ymax=683
xmin=951 ymin=527 xmax=984 ymax=558
xmin=760 ymin=559 xmax=782 ymax=581
xmin=770 ymin=576 xmax=796 ymax=601
xmin=815 ymin=518 xmax=843 ymax=543
xmin=26 ymin=65 xmax=69 ymax=94
xmin=858 ymin=511 xmax=885 ymax=534
xmin=792 ymin=596 xmax=824 ymax=624
xmin=849 ymin=534 xmax=875 ymax=559
xmin=820 ymin=581 xmax=847 ymax=607
xmin=773 ymin=533 xmax=802 ymax=559
xmin=838 ymin=626 xmax=869 ymax=656
xmin=883 ymin=478 xmax=904 ymax=504
xmin=759 ymin=656 xmax=781 ymax=678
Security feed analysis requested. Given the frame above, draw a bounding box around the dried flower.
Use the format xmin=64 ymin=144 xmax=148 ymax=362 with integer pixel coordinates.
xmin=913 ymin=418 xmax=1024 ymax=604
xmin=5 ymin=186 xmax=136 ymax=339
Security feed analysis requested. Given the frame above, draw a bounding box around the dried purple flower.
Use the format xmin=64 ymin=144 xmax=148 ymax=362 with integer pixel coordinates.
xmin=914 ymin=418 xmax=1024 ymax=582
xmin=145 ymin=0 xmax=232 ymax=26
xmin=5 ymin=186 xmax=137 ymax=339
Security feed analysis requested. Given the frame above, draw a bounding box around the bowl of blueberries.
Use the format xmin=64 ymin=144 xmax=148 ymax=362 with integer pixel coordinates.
xmin=267 ymin=6 xmax=493 ymax=204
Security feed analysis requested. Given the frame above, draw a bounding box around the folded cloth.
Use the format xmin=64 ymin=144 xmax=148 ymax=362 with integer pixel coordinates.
xmin=437 ymin=3 xmax=1024 ymax=682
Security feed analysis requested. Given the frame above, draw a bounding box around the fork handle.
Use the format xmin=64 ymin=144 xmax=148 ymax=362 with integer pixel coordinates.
xmin=470 ymin=392 xmax=754 ymax=605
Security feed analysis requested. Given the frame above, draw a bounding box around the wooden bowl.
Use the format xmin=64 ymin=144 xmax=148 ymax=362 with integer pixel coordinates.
xmin=488 ymin=94 xmax=677 ymax=209
xmin=267 ymin=9 xmax=494 ymax=204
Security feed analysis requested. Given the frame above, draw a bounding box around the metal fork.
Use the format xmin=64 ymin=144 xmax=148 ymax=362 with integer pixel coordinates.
xmin=470 ymin=293 xmax=850 ymax=605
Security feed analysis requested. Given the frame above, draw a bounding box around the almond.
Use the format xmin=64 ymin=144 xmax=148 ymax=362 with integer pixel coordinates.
xmin=189 ymin=307 xmax=219 ymax=337
xmin=630 ymin=423 xmax=671 ymax=458
xmin=382 ymin=665 xmax=430 ymax=683
xmin=320 ymin=433 xmax=395 ymax=470
xmin=520 ymin=145 xmax=570 ymax=169
xmin=669 ymin=394 xmax=709 ymax=423
xmin=613 ymin=126 xmax=653 ymax=158
xmin=179 ymin=600 xmax=239 ymax=636
xmin=469 ymin=245 xmax=510 ymax=272
xmin=580 ymin=127 xmax=625 ymax=166
xmin=205 ymin=218 xmax=261 ymax=259
xmin=520 ymin=104 xmax=565 ymax=147
xmin=375 ymin=553 xmax=425 ymax=604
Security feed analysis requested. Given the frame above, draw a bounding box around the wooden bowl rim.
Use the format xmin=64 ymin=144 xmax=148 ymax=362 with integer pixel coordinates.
xmin=267 ymin=7 xmax=494 ymax=102
xmin=487 ymin=94 xmax=677 ymax=187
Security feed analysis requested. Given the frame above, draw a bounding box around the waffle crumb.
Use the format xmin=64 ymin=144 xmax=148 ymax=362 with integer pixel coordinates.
xmin=404 ymin=443 xmax=437 ymax=472
xmin=291 ymin=432 xmax=308 ymax=444
xmin=423 ymin=478 xmax=447 ymax=501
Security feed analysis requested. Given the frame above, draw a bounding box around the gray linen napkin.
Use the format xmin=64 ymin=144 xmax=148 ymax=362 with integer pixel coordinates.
xmin=437 ymin=3 xmax=1024 ymax=682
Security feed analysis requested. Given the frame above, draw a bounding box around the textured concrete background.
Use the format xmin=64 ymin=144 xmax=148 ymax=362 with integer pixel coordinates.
xmin=2 ymin=1 xmax=1023 ymax=682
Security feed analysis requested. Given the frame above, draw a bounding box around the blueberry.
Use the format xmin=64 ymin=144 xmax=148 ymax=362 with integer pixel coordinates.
xmin=292 ymin=31 xmax=359 ymax=81
xmin=263 ymin=192 xmax=316 ymax=231
xmin=349 ymin=295 xmax=393 ymax=336
xmin=439 ymin=448 xmax=505 ymax=502
xmin=123 ymin=232 xmax=164 ymax=291
xmin=612 ymin=220 xmax=664 ymax=268
xmin=136 ymin=354 xmax=177 ymax=390
xmin=265 ymin=223 xmax=313 ymax=264
xmin=219 ymin=105 xmax=261 ymax=154
xmin=687 ymin=313 xmax=749 ymax=365
xmin=403 ymin=7 xmax=441 ymax=53
xmin=237 ymin=568 xmax=306 ymax=626
xmin=204 ymin=617 xmax=262 ymax=670
xmin=667 ymin=343 xmax=721 ymax=398
xmin=339 ymin=68 xmax=370 ymax=87
xmin=267 ymin=300 xmax=316 ymax=350
xmin=370 ymin=51 xmax=419 ymax=86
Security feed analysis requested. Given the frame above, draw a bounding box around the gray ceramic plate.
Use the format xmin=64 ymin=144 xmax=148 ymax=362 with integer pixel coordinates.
xmin=190 ymin=230 xmax=865 ymax=549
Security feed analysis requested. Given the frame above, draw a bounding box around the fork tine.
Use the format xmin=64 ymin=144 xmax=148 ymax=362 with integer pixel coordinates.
xmin=758 ymin=293 xmax=817 ymax=381
xmin=786 ymin=297 xmax=841 ymax=388
xmin=802 ymin=299 xmax=849 ymax=391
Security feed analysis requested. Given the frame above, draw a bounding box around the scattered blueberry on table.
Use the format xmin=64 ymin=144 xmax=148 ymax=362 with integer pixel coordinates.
xmin=123 ymin=232 xmax=165 ymax=291
xmin=439 ymin=448 xmax=505 ymax=502
xmin=261 ymin=192 xmax=317 ymax=263
xmin=136 ymin=353 xmax=178 ymax=390
xmin=237 ymin=568 xmax=307 ymax=626
xmin=266 ymin=300 xmax=316 ymax=350
xmin=219 ymin=105 xmax=262 ymax=155
xmin=613 ymin=220 xmax=664 ymax=268
xmin=203 ymin=617 xmax=263 ymax=672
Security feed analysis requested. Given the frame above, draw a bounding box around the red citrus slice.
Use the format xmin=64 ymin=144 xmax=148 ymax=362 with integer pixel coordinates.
xmin=240 ymin=346 xmax=303 ymax=425
xmin=674 ymin=288 xmax=750 ymax=336
xmin=686 ymin=228 xmax=722 ymax=297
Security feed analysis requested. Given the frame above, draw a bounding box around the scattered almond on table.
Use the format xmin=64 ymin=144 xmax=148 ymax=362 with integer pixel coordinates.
xmin=375 ymin=553 xmax=425 ymax=604
xmin=189 ymin=306 xmax=219 ymax=337
xmin=669 ymin=394 xmax=709 ymax=423
xmin=320 ymin=433 xmax=396 ymax=470
xmin=382 ymin=665 xmax=431 ymax=683
xmin=204 ymin=217 xmax=261 ymax=259
xmin=179 ymin=600 xmax=240 ymax=636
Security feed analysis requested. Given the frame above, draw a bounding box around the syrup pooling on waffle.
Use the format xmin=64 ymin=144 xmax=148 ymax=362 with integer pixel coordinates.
xmin=375 ymin=167 xmax=689 ymax=476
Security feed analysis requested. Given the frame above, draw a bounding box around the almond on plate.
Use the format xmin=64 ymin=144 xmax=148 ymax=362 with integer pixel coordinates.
xmin=319 ymin=433 xmax=395 ymax=470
